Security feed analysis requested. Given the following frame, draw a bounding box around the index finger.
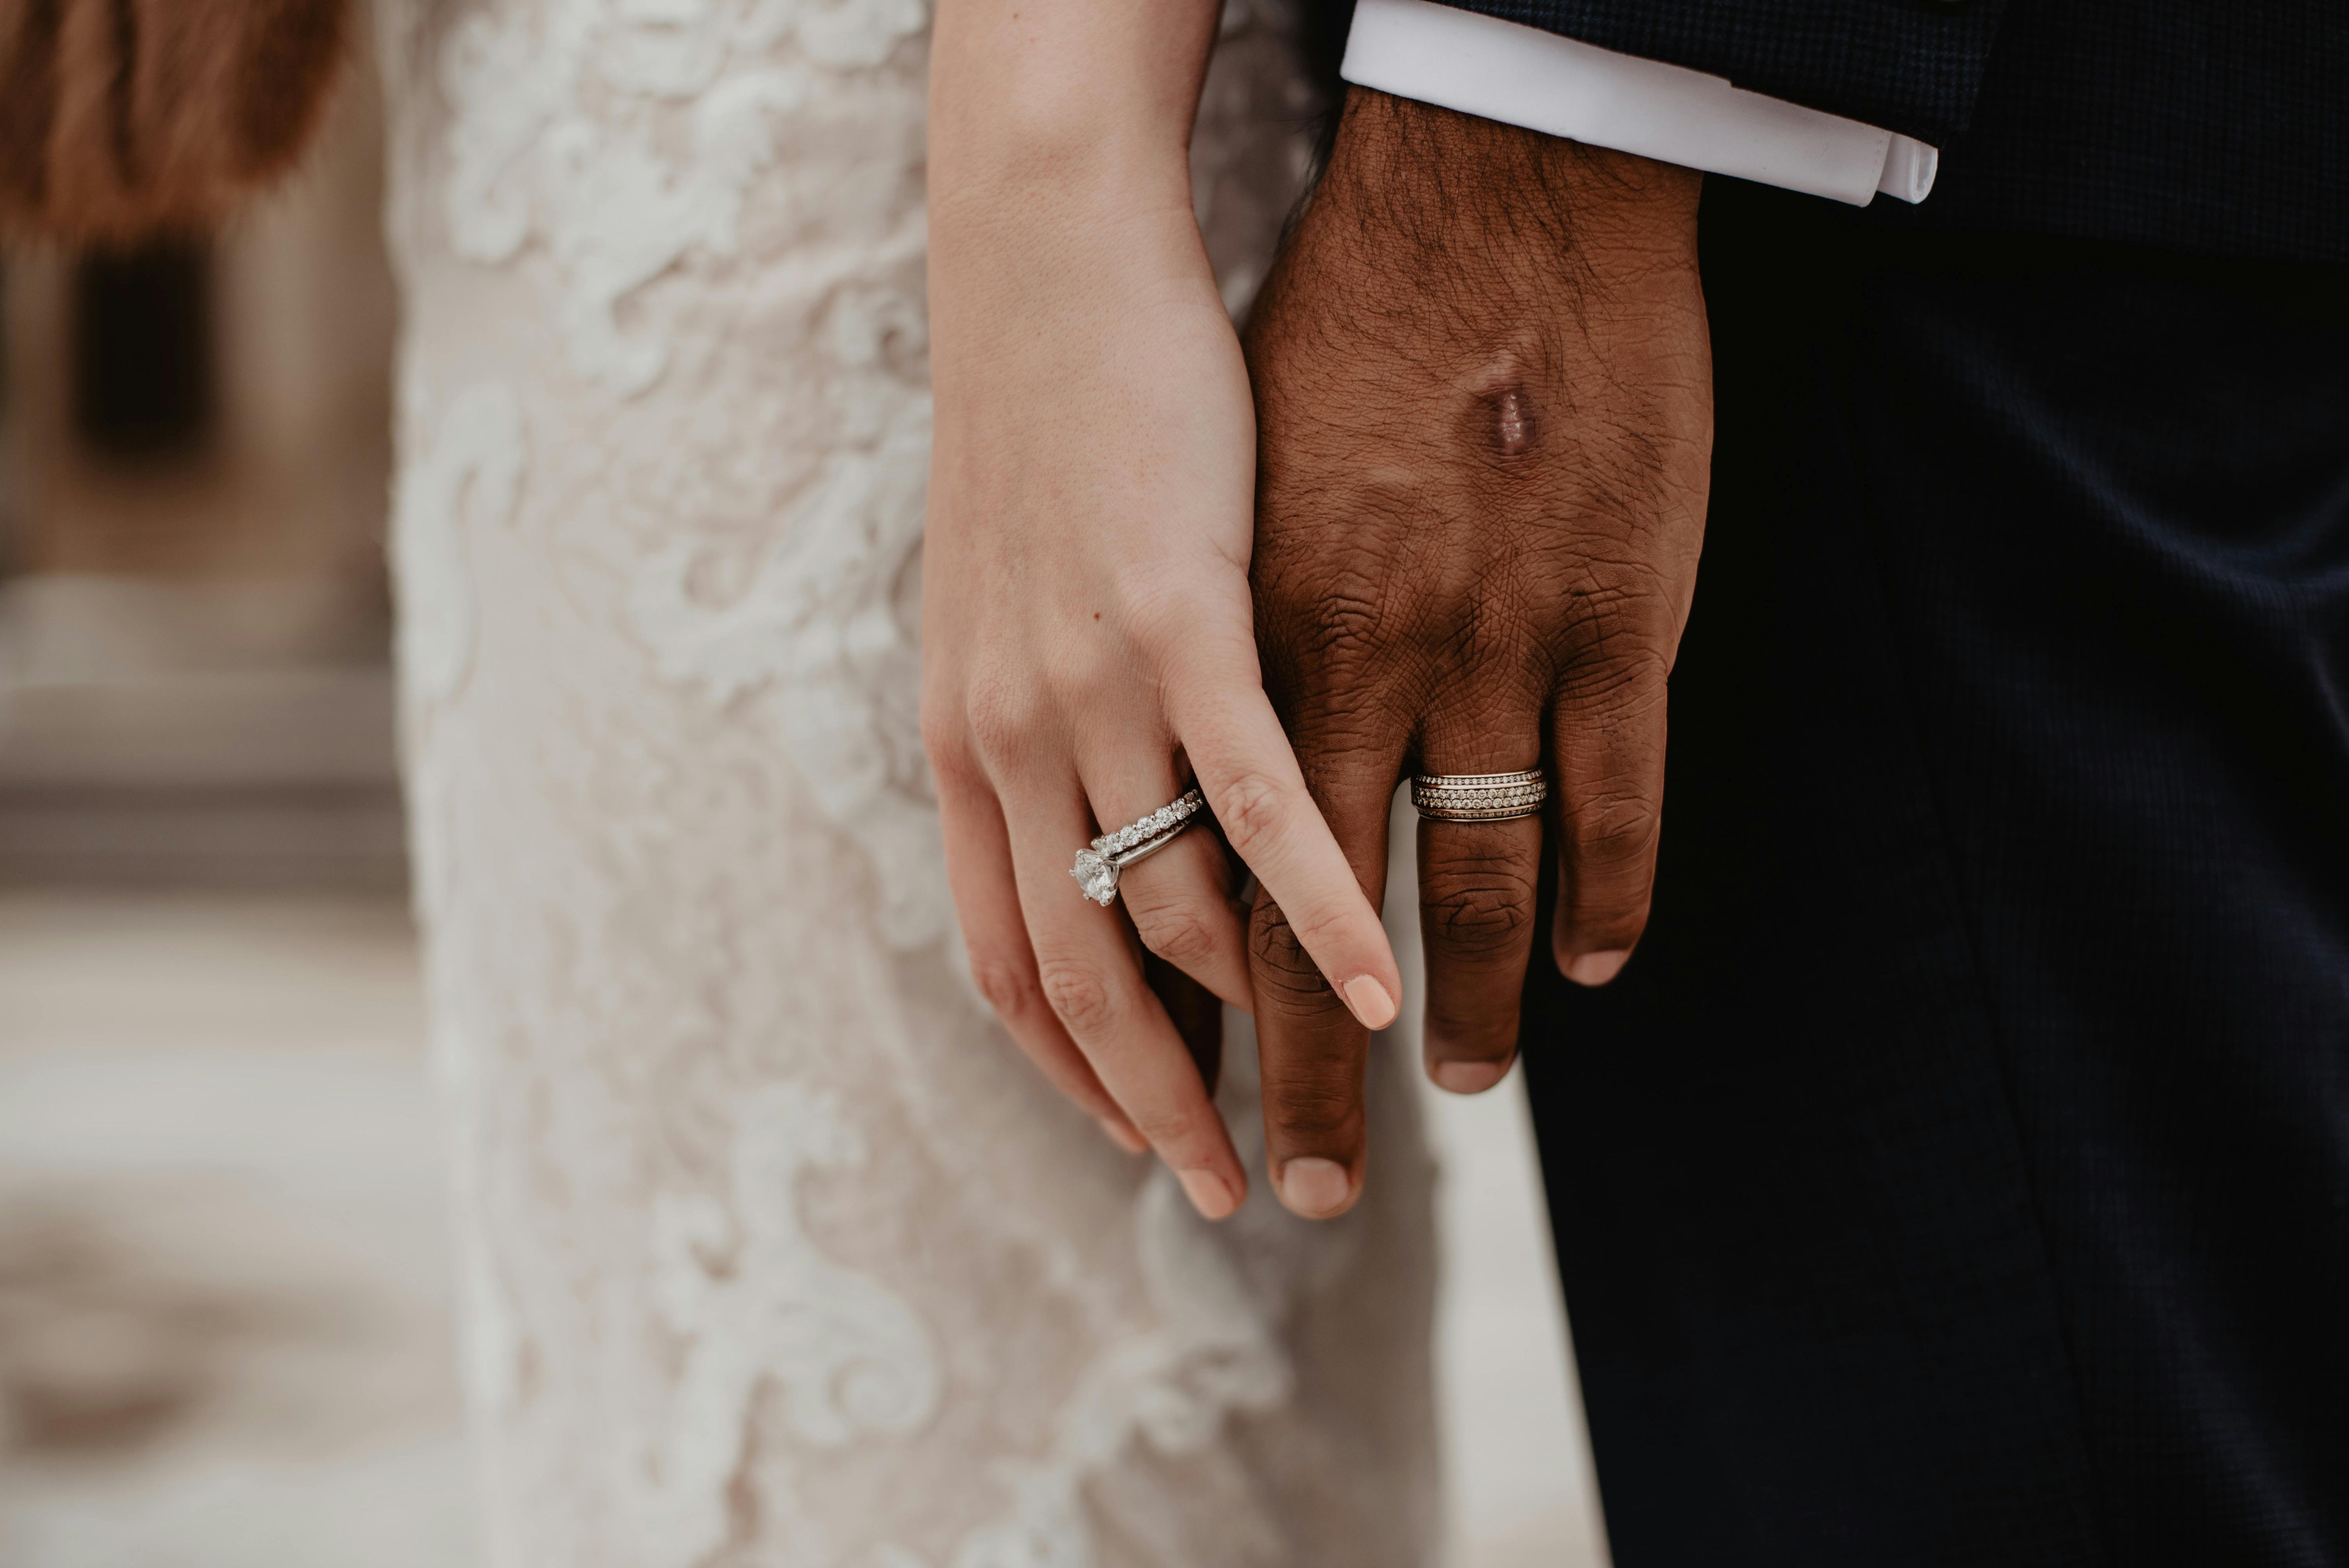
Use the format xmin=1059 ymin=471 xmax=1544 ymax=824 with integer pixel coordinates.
xmin=1165 ymin=673 xmax=1403 ymax=1034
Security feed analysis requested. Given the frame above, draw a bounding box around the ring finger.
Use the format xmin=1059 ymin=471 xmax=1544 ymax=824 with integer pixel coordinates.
xmin=1077 ymin=736 xmax=1253 ymax=1013
xmin=1412 ymin=716 xmax=1547 ymax=1095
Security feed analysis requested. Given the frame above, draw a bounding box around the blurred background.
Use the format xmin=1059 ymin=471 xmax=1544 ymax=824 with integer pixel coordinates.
xmin=0 ymin=45 xmax=1606 ymax=1568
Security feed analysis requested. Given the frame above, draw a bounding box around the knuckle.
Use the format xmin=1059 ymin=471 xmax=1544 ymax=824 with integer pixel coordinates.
xmin=1126 ymin=588 xmax=1235 ymax=664
xmin=1424 ymin=1012 xmax=1519 ymax=1061
xmin=917 ymin=697 xmax=961 ymax=766
xmin=1128 ymin=1103 xmax=1207 ymax=1151
xmin=1423 ymin=864 xmax=1538 ymax=953
xmin=962 ymin=670 xmax=1046 ymax=765
xmin=1265 ymin=1067 xmax=1363 ymax=1141
xmin=1436 ymin=585 xmax=1535 ymax=677
xmin=1036 ymin=958 xmax=1122 ymax=1038
xmin=1211 ymin=770 xmax=1290 ymax=860
xmin=967 ymin=955 xmax=1038 ymax=1022
xmin=1568 ymin=789 xmax=1662 ymax=872
xmin=1131 ymin=899 xmax=1222 ymax=971
xmin=1260 ymin=545 xmax=1400 ymax=672
xmin=924 ymin=723 xmax=985 ymax=792
xmin=1558 ymin=617 xmax=1674 ymax=712
xmin=1040 ymin=646 xmax=1117 ymax=712
xmin=1280 ymin=894 xmax=1360 ymax=962
xmin=1248 ymin=904 xmax=1334 ymax=1011
xmin=1304 ymin=583 xmax=1387 ymax=666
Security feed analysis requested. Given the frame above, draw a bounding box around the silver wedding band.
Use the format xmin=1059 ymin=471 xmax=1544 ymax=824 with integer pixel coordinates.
xmin=1071 ymin=788 xmax=1206 ymax=906
xmin=1412 ymin=769 xmax=1548 ymax=823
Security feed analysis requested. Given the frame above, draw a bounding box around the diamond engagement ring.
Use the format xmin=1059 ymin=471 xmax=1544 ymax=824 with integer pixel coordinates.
xmin=1071 ymin=788 xmax=1206 ymax=906
xmin=1411 ymin=769 xmax=1548 ymax=823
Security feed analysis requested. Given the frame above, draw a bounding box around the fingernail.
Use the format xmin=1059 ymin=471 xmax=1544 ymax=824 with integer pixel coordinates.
xmin=1177 ymin=1167 xmax=1241 ymax=1221
xmin=1563 ymin=949 xmax=1630 ymax=987
xmin=1341 ymin=974 xmax=1398 ymax=1030
xmin=1432 ymin=1058 xmax=1510 ymax=1095
xmin=1098 ymin=1117 xmax=1149 ymax=1155
xmin=1277 ymin=1156 xmax=1354 ymax=1219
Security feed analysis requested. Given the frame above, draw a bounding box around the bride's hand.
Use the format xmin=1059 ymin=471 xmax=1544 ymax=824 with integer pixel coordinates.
xmin=922 ymin=0 xmax=1404 ymax=1221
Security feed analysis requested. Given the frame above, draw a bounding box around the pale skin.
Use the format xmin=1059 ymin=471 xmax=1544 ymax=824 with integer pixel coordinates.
xmin=924 ymin=0 xmax=1405 ymax=1222
xmin=924 ymin=0 xmax=1712 ymax=1221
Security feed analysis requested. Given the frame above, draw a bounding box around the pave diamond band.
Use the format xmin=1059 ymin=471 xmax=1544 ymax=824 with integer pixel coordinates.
xmin=1411 ymin=769 xmax=1548 ymax=823
xmin=1071 ymin=788 xmax=1207 ymax=906
xmin=1090 ymin=787 xmax=1205 ymax=856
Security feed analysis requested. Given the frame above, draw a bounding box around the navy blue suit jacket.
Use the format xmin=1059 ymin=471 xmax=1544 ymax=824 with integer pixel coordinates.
xmin=1289 ymin=4 xmax=2349 ymax=1563
xmin=1411 ymin=0 xmax=2349 ymax=264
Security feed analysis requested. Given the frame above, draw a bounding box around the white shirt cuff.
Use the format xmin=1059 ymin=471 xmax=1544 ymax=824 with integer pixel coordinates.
xmin=1341 ymin=0 xmax=1939 ymax=208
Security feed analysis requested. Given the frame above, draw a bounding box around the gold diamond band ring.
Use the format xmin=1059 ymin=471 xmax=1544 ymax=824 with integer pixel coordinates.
xmin=1411 ymin=770 xmax=1548 ymax=823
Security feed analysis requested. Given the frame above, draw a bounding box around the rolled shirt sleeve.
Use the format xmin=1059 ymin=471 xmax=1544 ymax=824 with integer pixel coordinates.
xmin=1343 ymin=0 xmax=1942 ymax=207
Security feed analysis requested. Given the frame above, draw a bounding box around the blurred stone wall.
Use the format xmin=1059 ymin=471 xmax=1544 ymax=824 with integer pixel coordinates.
xmin=0 ymin=36 xmax=403 ymax=889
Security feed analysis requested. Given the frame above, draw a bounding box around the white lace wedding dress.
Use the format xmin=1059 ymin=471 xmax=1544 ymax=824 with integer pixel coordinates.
xmin=374 ymin=1 xmax=1440 ymax=1563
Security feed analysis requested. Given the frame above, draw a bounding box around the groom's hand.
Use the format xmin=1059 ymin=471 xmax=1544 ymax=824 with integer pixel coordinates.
xmin=1241 ymin=89 xmax=1712 ymax=1217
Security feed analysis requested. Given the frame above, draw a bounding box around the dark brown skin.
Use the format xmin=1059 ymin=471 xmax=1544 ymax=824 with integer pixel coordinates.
xmin=0 ymin=0 xmax=347 ymax=242
xmin=1239 ymin=88 xmax=1714 ymax=1214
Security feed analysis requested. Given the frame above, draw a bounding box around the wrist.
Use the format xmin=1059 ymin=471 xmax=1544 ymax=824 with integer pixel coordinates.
xmin=929 ymin=164 xmax=1224 ymax=388
xmin=929 ymin=104 xmax=1196 ymax=233
xmin=928 ymin=0 xmax=1215 ymax=230
xmin=1309 ymin=87 xmax=1701 ymax=303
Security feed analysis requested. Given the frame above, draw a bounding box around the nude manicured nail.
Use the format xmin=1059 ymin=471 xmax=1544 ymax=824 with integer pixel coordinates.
xmin=1341 ymin=974 xmax=1398 ymax=1030
xmin=1432 ymin=1059 xmax=1510 ymax=1095
xmin=1563 ymin=949 xmax=1630 ymax=987
xmin=1099 ymin=1118 xmax=1149 ymax=1155
xmin=1177 ymin=1167 xmax=1241 ymax=1221
xmin=1278 ymin=1156 xmax=1354 ymax=1219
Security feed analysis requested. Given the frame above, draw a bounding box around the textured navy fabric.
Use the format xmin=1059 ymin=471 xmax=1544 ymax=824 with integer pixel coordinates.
xmin=1874 ymin=0 xmax=2349 ymax=265
xmin=1423 ymin=0 xmax=2349 ymax=265
xmin=1518 ymin=177 xmax=2349 ymax=1566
